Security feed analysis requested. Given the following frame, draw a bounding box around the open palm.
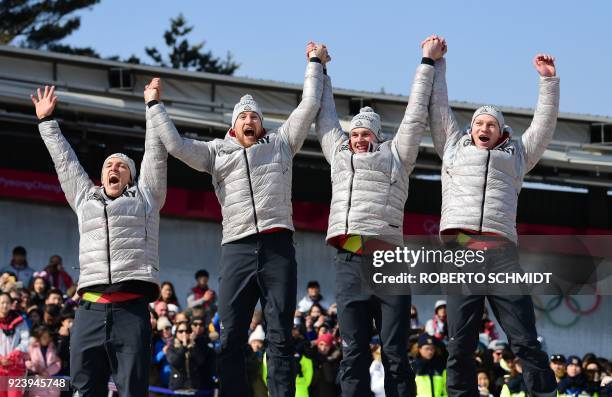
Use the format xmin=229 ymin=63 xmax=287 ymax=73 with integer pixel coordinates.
xmin=30 ymin=85 xmax=58 ymax=119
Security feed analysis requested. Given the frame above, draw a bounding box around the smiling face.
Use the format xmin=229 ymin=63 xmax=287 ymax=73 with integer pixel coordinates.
xmin=471 ymin=114 xmax=502 ymax=150
xmin=0 ymin=295 xmax=11 ymax=318
xmin=234 ymin=111 xmax=264 ymax=147
xmin=102 ymin=157 xmax=132 ymax=198
xmin=350 ymin=128 xmax=377 ymax=153
xmin=33 ymin=277 xmax=46 ymax=294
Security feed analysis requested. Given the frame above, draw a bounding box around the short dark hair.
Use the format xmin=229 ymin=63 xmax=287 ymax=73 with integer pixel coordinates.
xmin=12 ymin=246 xmax=26 ymax=256
xmin=60 ymin=309 xmax=75 ymax=321
xmin=44 ymin=304 xmax=61 ymax=317
xmin=195 ymin=269 xmax=209 ymax=279
xmin=31 ymin=324 xmax=53 ymax=339
xmin=307 ymin=281 xmax=320 ymax=289
xmin=47 ymin=288 xmax=63 ymax=298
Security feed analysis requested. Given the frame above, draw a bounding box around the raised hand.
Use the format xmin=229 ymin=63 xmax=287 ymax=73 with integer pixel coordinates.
xmin=533 ymin=54 xmax=556 ymax=77
xmin=306 ymin=41 xmax=317 ymax=59
xmin=306 ymin=42 xmax=331 ymax=65
xmin=144 ymin=77 xmax=162 ymax=103
xmin=30 ymin=85 xmax=58 ymax=120
xmin=421 ymin=35 xmax=447 ymax=60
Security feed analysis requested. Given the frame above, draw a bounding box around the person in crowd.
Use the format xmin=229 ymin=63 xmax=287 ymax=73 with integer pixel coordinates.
xmin=297 ymin=281 xmax=331 ymax=314
xmin=26 ymin=325 xmax=62 ymax=397
xmin=584 ymin=359 xmax=603 ymax=397
xmin=1 ymin=247 xmax=34 ymax=288
xmin=307 ymin=332 xmax=341 ymax=397
xmin=246 ymin=325 xmax=268 ymax=397
xmin=304 ymin=303 xmax=328 ymax=341
xmin=42 ymin=255 xmax=74 ymax=294
xmin=413 ymin=334 xmax=447 ymax=397
xmin=550 ymin=354 xmax=568 ymax=384
xmin=153 ymin=281 xmax=181 ymax=310
xmin=42 ymin=304 xmax=61 ymax=334
xmin=43 ymin=289 xmax=63 ymax=307
xmin=410 ymin=305 xmax=424 ymax=334
xmin=0 ymin=293 xmax=29 ymax=397
xmin=190 ymin=316 xmax=207 ymax=339
xmin=56 ymin=311 xmax=74 ymax=378
xmin=166 ymin=320 xmax=216 ymax=395
xmin=480 ymin=308 xmax=499 ymax=345
xmin=370 ymin=344 xmax=386 ymax=397
xmin=477 ymin=369 xmax=494 ymax=397
xmin=500 ymin=358 xmax=527 ymax=397
xmin=186 ymin=270 xmax=216 ymax=312
xmin=154 ymin=316 xmax=173 ymax=387
xmin=425 ymin=300 xmax=448 ymax=343
xmin=17 ymin=289 xmax=31 ymax=314
xmin=30 ymin=275 xmax=48 ymax=310
xmin=558 ymin=356 xmax=593 ymax=396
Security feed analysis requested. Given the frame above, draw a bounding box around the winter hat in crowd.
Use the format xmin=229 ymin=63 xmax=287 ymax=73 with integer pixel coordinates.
xmin=349 ymin=106 xmax=383 ymax=141
xmin=488 ymin=340 xmax=508 ymax=352
xmin=550 ymin=354 xmax=566 ymax=364
xmin=471 ymin=105 xmax=505 ymax=131
xmin=315 ymin=333 xmax=334 ymax=347
xmin=248 ymin=324 xmax=265 ymax=343
xmin=157 ymin=316 xmax=172 ymax=331
xmin=102 ymin=153 xmax=137 ymax=183
xmin=418 ymin=333 xmax=435 ymax=348
xmin=566 ymin=356 xmax=582 ymax=367
xmin=232 ymin=94 xmax=263 ymax=128
xmin=434 ymin=300 xmax=447 ymax=313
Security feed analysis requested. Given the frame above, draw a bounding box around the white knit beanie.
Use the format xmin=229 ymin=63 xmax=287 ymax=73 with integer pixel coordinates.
xmin=102 ymin=153 xmax=136 ymax=183
xmin=471 ymin=105 xmax=505 ymax=130
xmin=349 ymin=106 xmax=383 ymax=141
xmin=232 ymin=94 xmax=263 ymax=128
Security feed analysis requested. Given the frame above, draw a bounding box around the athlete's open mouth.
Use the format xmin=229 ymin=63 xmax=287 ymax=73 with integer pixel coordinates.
xmin=109 ymin=174 xmax=120 ymax=185
xmin=478 ymin=135 xmax=490 ymax=143
xmin=244 ymin=128 xmax=255 ymax=137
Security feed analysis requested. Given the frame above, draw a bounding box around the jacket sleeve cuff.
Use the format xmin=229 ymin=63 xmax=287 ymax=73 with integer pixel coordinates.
xmin=421 ymin=57 xmax=435 ymax=66
xmin=38 ymin=116 xmax=55 ymax=124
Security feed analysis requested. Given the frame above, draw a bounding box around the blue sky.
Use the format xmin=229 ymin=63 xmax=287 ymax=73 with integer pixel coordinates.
xmin=57 ymin=0 xmax=612 ymax=117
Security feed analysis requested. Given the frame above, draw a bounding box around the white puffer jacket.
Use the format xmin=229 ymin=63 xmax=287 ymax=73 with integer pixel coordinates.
xmin=429 ymin=58 xmax=560 ymax=243
xmin=153 ymin=61 xmax=324 ymax=244
xmin=38 ymin=105 xmax=167 ymax=293
xmin=316 ymin=64 xmax=434 ymax=246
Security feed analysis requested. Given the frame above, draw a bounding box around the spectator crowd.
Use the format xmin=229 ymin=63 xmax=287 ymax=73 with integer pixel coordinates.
xmin=1 ymin=245 xmax=611 ymax=397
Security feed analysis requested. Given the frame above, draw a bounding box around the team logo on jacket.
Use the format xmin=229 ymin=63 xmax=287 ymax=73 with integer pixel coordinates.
xmin=496 ymin=146 xmax=515 ymax=155
xmin=256 ymin=135 xmax=271 ymax=145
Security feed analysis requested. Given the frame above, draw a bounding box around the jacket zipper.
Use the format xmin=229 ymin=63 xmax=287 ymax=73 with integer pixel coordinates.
xmin=103 ymin=203 xmax=112 ymax=284
xmin=243 ymin=149 xmax=259 ymax=233
xmin=344 ymin=153 xmax=355 ymax=234
xmin=429 ymin=373 xmax=435 ymax=397
xmin=479 ymin=151 xmax=491 ymax=232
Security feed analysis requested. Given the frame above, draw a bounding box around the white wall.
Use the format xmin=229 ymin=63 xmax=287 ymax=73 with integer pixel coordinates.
xmin=0 ymin=200 xmax=609 ymax=357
